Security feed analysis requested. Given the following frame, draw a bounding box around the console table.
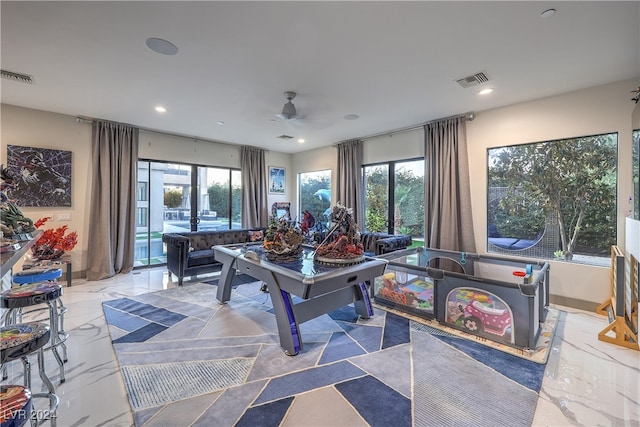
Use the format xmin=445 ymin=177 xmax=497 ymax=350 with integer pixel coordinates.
xmin=1 ymin=231 xmax=43 ymax=278
xmin=23 ymin=254 xmax=72 ymax=287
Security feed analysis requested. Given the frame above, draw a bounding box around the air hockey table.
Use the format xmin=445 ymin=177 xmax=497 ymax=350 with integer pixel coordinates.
xmin=213 ymin=243 xmax=387 ymax=355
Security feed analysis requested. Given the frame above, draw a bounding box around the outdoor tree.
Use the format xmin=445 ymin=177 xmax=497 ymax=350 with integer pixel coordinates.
xmin=365 ymin=167 xmax=388 ymax=232
xmin=364 ymin=166 xmax=424 ymax=236
xmin=488 ymin=134 xmax=617 ymax=260
xmin=164 ymin=189 xmax=183 ymax=208
xmin=207 ymin=182 xmax=242 ymax=221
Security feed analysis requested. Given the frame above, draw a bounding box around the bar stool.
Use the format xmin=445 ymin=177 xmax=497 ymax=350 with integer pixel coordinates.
xmin=11 ymin=268 xmax=68 ymax=357
xmin=1 ymin=322 xmax=59 ymax=427
xmin=12 ymin=269 xmax=63 ymax=286
xmin=1 ymin=282 xmax=68 ymax=383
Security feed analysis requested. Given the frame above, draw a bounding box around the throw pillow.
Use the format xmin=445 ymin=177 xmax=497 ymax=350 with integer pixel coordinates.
xmin=249 ymin=230 xmax=264 ymax=242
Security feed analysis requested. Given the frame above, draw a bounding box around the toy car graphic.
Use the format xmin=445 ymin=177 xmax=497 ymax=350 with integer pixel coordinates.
xmin=462 ymin=300 xmax=512 ymax=337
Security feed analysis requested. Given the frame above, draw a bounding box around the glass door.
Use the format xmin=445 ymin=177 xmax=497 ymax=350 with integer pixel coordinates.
xmin=135 ymin=161 xmax=241 ymax=268
xmin=364 ymin=159 xmax=424 ymax=242
xmin=363 ymin=164 xmax=389 ymax=233
xmin=196 ymin=167 xmax=243 ymax=230
xmin=393 ymin=159 xmax=425 ymax=239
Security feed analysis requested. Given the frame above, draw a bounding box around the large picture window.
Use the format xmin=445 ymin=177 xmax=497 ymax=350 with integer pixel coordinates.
xmin=487 ymin=133 xmax=618 ymax=265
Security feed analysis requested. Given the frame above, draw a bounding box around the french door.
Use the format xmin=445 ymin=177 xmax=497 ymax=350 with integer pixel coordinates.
xmin=363 ymin=158 xmax=424 ymax=241
xmin=134 ymin=160 xmax=241 ymax=268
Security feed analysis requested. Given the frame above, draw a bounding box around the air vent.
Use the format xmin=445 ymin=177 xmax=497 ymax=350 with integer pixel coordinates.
xmin=1 ymin=69 xmax=35 ymax=85
xmin=456 ymin=71 xmax=490 ymax=88
xmin=277 ymin=134 xmax=294 ymax=140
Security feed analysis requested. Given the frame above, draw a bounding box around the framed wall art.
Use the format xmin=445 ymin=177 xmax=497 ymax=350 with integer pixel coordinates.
xmin=269 ymin=166 xmax=286 ymax=195
xmin=6 ymin=145 xmax=72 ymax=207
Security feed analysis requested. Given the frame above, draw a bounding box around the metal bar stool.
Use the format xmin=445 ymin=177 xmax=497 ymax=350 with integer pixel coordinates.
xmin=1 ymin=282 xmax=68 ymax=383
xmin=1 ymin=322 xmax=59 ymax=426
xmin=11 ymin=268 xmax=68 ymax=357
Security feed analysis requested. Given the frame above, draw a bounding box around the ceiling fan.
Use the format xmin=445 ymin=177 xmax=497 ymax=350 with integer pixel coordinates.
xmin=276 ymin=91 xmax=302 ymax=121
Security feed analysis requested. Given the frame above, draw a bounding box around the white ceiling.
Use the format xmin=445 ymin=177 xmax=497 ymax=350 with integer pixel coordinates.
xmin=1 ymin=1 xmax=639 ymax=154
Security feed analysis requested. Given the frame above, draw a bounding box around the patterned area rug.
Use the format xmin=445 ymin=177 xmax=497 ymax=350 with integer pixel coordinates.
xmin=374 ymin=303 xmax=558 ymax=364
xmin=103 ymin=280 xmax=560 ymax=427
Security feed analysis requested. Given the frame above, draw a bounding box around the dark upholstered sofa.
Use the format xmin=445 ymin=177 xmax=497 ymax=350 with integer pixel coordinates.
xmin=162 ymin=228 xmax=265 ymax=285
xmin=314 ymin=231 xmax=412 ymax=256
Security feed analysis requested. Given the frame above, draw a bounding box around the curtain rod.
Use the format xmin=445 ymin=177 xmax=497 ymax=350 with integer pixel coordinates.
xmin=334 ymin=111 xmax=474 ymax=145
xmin=75 ymin=115 xmax=245 ymax=149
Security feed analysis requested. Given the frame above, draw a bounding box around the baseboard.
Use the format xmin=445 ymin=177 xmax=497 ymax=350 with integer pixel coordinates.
xmin=550 ymin=294 xmax=598 ymax=312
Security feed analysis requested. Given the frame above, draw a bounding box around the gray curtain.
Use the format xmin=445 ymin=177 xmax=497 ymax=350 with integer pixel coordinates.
xmin=86 ymin=120 xmax=139 ymax=280
xmin=241 ymin=146 xmax=269 ymax=228
xmin=424 ymin=118 xmax=476 ymax=252
xmin=336 ymin=139 xmax=364 ymax=229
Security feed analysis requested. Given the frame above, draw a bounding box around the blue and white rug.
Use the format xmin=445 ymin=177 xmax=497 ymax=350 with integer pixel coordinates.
xmin=103 ymin=280 xmax=557 ymax=427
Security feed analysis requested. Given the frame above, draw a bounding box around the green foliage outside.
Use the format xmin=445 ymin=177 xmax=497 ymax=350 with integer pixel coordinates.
xmin=164 ymin=189 xmax=183 ymax=208
xmin=207 ymin=182 xmax=242 ymax=222
xmin=365 ymin=166 xmax=388 ymax=233
xmin=364 ymin=165 xmax=424 ymax=237
xmin=394 ymin=167 xmax=425 ymax=237
xmin=488 ymin=133 xmax=617 ymax=260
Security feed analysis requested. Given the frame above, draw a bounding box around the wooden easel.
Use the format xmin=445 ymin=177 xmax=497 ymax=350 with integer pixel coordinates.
xmin=596 ymin=247 xmax=639 ymax=350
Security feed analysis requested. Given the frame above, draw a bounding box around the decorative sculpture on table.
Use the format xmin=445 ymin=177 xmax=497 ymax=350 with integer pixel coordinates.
xmin=263 ymin=217 xmax=304 ymax=263
xmin=0 ymin=165 xmax=36 ymax=242
xmin=314 ymin=202 xmax=365 ymax=266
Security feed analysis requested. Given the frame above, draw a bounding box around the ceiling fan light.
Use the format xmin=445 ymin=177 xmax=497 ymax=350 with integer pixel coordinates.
xmin=278 ymin=101 xmax=297 ymax=120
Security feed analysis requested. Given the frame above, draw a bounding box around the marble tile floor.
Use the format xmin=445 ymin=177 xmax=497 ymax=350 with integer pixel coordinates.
xmin=2 ymin=267 xmax=638 ymax=427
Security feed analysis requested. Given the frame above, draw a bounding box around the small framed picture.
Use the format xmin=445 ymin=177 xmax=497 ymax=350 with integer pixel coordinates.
xmin=269 ymin=166 xmax=286 ymax=194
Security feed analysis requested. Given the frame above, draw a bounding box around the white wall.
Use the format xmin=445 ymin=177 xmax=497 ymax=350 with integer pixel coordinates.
xmin=1 ymin=105 xmax=91 ymax=273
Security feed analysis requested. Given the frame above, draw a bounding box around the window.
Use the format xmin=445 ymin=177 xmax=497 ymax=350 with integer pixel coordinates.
xmin=487 ymin=133 xmax=618 ymax=264
xmin=137 ymin=182 xmax=148 ymax=201
xmin=363 ymin=159 xmax=424 ymax=240
xmin=135 ymin=160 xmax=241 ymax=268
xmin=298 ymin=170 xmax=331 ymax=230
xmin=136 ymin=207 xmax=148 ymax=227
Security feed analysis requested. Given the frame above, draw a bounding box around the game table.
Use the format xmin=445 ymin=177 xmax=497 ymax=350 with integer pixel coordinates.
xmin=213 ymin=243 xmax=387 ymax=355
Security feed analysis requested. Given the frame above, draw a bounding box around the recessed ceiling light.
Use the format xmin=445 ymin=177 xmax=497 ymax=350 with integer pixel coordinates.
xmin=217 ymin=121 xmax=225 ymax=125
xmin=146 ymin=38 xmax=179 ymax=55
xmin=344 ymin=114 xmax=359 ymax=120
xmin=155 ymin=106 xmax=166 ymax=113
xmin=298 ymin=138 xmax=305 ymax=144
xmin=540 ymin=8 xmax=556 ymax=18
xmin=478 ymin=88 xmax=494 ymax=95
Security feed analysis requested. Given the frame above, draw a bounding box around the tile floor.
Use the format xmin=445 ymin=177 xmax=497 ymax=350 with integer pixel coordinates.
xmin=2 ymin=267 xmax=639 ymax=426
